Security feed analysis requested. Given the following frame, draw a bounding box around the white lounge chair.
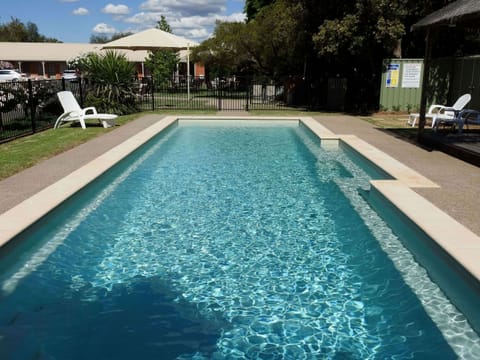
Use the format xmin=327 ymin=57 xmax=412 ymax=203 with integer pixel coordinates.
xmin=54 ymin=91 xmax=118 ymax=129
xmin=407 ymin=93 xmax=471 ymax=128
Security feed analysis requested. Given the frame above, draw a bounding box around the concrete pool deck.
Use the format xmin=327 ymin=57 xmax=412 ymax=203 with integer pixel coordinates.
xmin=0 ymin=114 xmax=479 ymax=279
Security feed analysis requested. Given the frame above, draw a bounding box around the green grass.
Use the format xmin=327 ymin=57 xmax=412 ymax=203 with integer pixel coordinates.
xmin=0 ymin=113 xmax=138 ymax=180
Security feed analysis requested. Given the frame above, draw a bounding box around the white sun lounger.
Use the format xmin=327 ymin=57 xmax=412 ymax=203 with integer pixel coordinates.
xmin=407 ymin=94 xmax=471 ymax=128
xmin=54 ymin=91 xmax=117 ymax=129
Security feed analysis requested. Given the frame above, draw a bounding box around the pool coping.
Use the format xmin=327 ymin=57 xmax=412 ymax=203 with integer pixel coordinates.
xmin=0 ymin=115 xmax=479 ymax=283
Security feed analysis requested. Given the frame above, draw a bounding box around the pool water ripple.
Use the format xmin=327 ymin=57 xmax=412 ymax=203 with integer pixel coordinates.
xmin=0 ymin=121 xmax=479 ymax=359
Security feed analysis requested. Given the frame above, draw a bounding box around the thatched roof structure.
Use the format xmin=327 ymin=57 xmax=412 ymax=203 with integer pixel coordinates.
xmin=412 ymin=0 xmax=480 ymax=30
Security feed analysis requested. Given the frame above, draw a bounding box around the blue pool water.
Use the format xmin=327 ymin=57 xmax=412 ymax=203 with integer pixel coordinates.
xmin=0 ymin=120 xmax=479 ymax=359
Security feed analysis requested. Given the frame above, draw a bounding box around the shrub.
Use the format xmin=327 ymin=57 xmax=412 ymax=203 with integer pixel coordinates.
xmin=77 ymin=50 xmax=137 ymax=115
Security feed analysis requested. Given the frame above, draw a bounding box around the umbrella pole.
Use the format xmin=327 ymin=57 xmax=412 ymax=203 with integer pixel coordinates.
xmin=187 ymin=44 xmax=190 ymax=101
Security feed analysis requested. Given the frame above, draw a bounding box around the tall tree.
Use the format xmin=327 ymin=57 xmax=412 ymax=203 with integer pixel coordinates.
xmin=0 ymin=17 xmax=60 ymax=42
xmin=244 ymin=0 xmax=275 ymax=21
xmin=89 ymin=34 xmax=110 ymax=44
xmin=144 ymin=16 xmax=179 ymax=85
xmin=192 ymin=0 xmax=305 ymax=79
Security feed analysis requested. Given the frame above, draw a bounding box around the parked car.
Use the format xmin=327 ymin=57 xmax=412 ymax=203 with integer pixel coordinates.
xmin=62 ymin=69 xmax=78 ymax=81
xmin=0 ymin=69 xmax=25 ymax=82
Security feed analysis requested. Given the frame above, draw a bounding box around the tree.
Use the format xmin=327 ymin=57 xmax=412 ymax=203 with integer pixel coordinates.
xmin=192 ymin=0 xmax=306 ymax=79
xmin=195 ymin=0 xmax=479 ymax=111
xmin=0 ymin=17 xmax=60 ymax=42
xmin=89 ymin=34 xmax=110 ymax=44
xmin=191 ymin=21 xmax=252 ymax=78
xmin=89 ymin=32 xmax=133 ymax=44
xmin=144 ymin=16 xmax=179 ymax=86
xmin=244 ymin=0 xmax=275 ymax=21
xmin=156 ymin=16 xmax=172 ymax=33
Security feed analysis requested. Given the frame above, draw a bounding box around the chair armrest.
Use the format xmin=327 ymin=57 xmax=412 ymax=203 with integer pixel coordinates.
xmin=428 ymin=105 xmax=457 ymax=114
xmin=428 ymin=104 xmax=445 ymax=113
xmin=82 ymin=107 xmax=98 ymax=115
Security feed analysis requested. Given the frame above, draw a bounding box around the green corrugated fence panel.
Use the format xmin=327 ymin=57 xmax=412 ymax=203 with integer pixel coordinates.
xmin=379 ymin=59 xmax=424 ymax=112
xmin=380 ymin=56 xmax=480 ymax=112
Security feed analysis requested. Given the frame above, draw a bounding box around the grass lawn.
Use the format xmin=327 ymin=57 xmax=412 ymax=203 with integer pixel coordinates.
xmin=0 ymin=110 xmax=416 ymax=181
xmin=0 ymin=112 xmax=147 ymax=180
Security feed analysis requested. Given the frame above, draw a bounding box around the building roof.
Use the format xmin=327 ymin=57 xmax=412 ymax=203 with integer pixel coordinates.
xmin=0 ymin=42 xmax=150 ymax=63
xmin=412 ymin=0 xmax=480 ymax=30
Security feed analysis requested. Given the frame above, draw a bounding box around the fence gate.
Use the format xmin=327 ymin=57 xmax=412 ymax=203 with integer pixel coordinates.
xmin=137 ymin=77 xmax=289 ymax=112
xmin=214 ymin=79 xmax=249 ymax=111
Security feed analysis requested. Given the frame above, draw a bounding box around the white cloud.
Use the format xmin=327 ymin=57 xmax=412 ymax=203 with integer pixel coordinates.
xmin=102 ymin=4 xmax=130 ymax=15
xmin=124 ymin=12 xmax=164 ymax=25
xmin=168 ymin=12 xmax=245 ymax=40
xmin=73 ymin=7 xmax=89 ymax=16
xmin=218 ymin=12 xmax=246 ymax=22
xmin=115 ymin=0 xmax=246 ymax=42
xmin=140 ymin=0 xmax=226 ymax=17
xmin=187 ymin=28 xmax=209 ymax=39
xmin=92 ymin=23 xmax=116 ymax=34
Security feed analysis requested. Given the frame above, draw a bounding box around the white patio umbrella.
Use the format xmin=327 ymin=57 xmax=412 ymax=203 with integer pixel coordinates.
xmin=102 ymin=28 xmax=198 ymax=99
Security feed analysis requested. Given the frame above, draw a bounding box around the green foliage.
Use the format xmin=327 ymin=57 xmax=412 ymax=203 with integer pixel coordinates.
xmin=191 ymin=21 xmax=250 ymax=77
xmin=89 ymin=32 xmax=133 ymax=44
xmin=144 ymin=16 xmax=179 ymax=87
xmin=89 ymin=34 xmax=111 ymax=44
xmin=145 ymin=50 xmax=179 ymax=86
xmin=313 ymin=0 xmax=406 ymax=59
xmin=77 ymin=50 xmax=137 ymax=114
xmin=192 ymin=0 xmax=305 ymax=78
xmin=156 ymin=16 xmax=172 ymax=33
xmin=244 ymin=0 xmax=275 ymax=21
xmin=0 ymin=17 xmax=60 ymax=42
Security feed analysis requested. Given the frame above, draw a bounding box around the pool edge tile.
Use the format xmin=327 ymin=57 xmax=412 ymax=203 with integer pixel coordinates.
xmin=339 ymin=135 xmax=439 ymax=189
xmin=370 ymin=179 xmax=480 ymax=282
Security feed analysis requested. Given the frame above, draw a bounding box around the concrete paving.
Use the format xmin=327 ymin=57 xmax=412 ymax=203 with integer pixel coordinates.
xmin=0 ymin=113 xmax=479 ymax=239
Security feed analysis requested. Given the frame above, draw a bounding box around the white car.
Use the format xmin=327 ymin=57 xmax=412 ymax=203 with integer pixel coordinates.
xmin=62 ymin=69 xmax=78 ymax=81
xmin=0 ymin=69 xmax=24 ymax=82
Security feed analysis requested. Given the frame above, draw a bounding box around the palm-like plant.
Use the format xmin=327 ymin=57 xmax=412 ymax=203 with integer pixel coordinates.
xmin=78 ymin=50 xmax=137 ymax=115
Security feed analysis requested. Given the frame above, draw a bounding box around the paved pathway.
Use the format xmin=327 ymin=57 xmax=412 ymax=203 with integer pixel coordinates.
xmin=0 ymin=114 xmax=479 ymax=237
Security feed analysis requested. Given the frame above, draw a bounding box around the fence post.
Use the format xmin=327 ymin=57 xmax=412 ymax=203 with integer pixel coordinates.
xmin=27 ymin=79 xmax=36 ymax=132
xmin=245 ymin=78 xmax=250 ymax=111
xmin=79 ymin=78 xmax=84 ymax=108
xmin=217 ymin=86 xmax=222 ymax=111
xmin=61 ymin=78 xmax=66 ymax=91
xmin=150 ymin=77 xmax=155 ymax=111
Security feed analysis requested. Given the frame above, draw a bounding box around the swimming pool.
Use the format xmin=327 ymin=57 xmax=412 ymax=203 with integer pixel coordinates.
xmin=0 ymin=119 xmax=479 ymax=359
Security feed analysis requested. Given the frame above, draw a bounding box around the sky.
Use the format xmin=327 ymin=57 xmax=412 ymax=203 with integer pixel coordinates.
xmin=1 ymin=0 xmax=246 ymax=43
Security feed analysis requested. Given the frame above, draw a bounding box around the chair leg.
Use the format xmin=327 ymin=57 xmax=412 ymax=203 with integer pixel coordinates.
xmin=407 ymin=114 xmax=418 ymax=127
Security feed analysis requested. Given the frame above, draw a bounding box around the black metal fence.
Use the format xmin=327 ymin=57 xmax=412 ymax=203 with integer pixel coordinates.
xmin=0 ymin=76 xmax=308 ymax=143
xmin=0 ymin=78 xmax=84 ymax=143
xmin=135 ymin=76 xmax=298 ymax=112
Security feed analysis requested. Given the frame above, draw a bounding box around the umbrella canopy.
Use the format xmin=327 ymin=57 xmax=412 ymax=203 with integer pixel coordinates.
xmin=101 ymin=28 xmax=197 ymax=51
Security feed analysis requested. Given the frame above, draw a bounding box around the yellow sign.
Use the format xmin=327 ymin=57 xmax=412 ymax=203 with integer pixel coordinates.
xmin=386 ymin=64 xmax=400 ymax=88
